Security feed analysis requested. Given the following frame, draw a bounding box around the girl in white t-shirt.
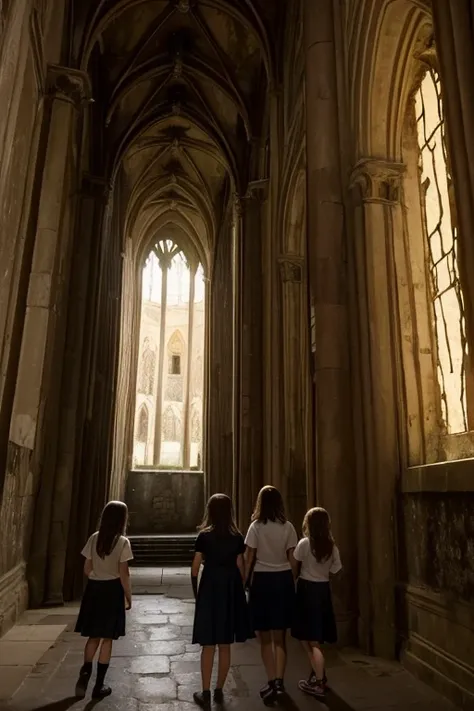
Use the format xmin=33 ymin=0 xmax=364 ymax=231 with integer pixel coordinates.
xmin=244 ymin=486 xmax=298 ymax=700
xmin=74 ymin=501 xmax=133 ymax=700
xmin=291 ymin=507 xmax=342 ymax=699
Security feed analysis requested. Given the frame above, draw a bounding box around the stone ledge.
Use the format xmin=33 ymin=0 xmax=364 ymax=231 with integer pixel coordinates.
xmin=0 ymin=562 xmax=28 ymax=638
xmin=402 ymin=458 xmax=474 ymax=492
xmin=403 ymin=583 xmax=474 ymax=631
xmin=403 ymin=643 xmax=474 ymax=710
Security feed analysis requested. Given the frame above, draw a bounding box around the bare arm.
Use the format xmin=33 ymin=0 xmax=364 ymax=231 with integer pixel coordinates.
xmin=288 ymin=548 xmax=299 ymax=580
xmin=244 ymin=546 xmax=256 ymax=584
xmin=119 ymin=561 xmax=132 ymax=609
xmin=83 ymin=559 xmax=93 ymax=578
xmin=191 ymin=552 xmax=203 ymax=599
xmin=237 ymin=553 xmax=246 ymax=582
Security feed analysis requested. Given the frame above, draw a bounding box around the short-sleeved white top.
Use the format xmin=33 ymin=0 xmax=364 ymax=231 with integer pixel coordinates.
xmin=245 ymin=520 xmax=298 ymax=572
xmin=293 ymin=537 xmax=342 ymax=582
xmin=81 ymin=532 xmax=133 ymax=581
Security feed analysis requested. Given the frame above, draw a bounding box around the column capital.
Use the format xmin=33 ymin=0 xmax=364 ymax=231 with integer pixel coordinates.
xmin=244 ymin=178 xmax=269 ymax=202
xmin=81 ymin=174 xmax=110 ymax=200
xmin=278 ymin=255 xmax=305 ymax=283
xmin=350 ymin=159 xmax=405 ymax=204
xmin=45 ymin=64 xmax=92 ymax=107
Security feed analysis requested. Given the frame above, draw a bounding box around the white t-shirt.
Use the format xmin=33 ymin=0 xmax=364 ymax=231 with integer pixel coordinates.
xmin=81 ymin=532 xmax=133 ymax=581
xmin=245 ymin=520 xmax=298 ymax=572
xmin=294 ymin=537 xmax=342 ymax=582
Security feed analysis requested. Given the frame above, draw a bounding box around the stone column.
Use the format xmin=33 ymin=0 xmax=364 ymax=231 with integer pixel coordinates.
xmin=182 ymin=261 xmax=196 ymax=469
xmin=10 ymin=64 xmax=91 ymax=606
xmin=431 ymin=1 xmax=474 ymax=363
xmin=303 ymin=0 xmax=357 ymax=644
xmin=207 ymin=208 xmax=234 ymax=496
xmin=279 ymin=255 xmax=311 ymax=529
xmin=46 ymin=175 xmax=108 ymax=604
xmin=232 ymin=196 xmax=242 ymax=508
xmin=350 ymin=158 xmax=405 ymax=658
xmin=153 ymin=260 xmax=169 ymax=465
xmin=238 ymin=188 xmax=264 ymax=529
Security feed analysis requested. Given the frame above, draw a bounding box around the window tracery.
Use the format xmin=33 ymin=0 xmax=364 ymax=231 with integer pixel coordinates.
xmin=416 ymin=66 xmax=468 ymax=434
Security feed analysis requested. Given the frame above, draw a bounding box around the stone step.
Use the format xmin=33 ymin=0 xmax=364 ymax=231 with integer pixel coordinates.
xmin=129 ymin=534 xmax=196 ymax=566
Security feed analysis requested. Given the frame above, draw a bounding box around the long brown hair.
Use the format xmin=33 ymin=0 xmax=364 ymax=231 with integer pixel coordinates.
xmin=96 ymin=501 xmax=128 ymax=558
xmin=303 ymin=507 xmax=334 ymax=562
xmin=199 ymin=494 xmax=239 ymax=536
xmin=251 ymin=485 xmax=286 ymax=524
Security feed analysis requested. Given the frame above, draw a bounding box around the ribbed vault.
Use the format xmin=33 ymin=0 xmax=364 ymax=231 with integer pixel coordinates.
xmin=73 ymin=0 xmax=278 ymax=271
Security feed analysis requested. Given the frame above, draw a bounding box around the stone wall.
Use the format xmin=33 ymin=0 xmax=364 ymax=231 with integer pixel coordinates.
xmin=126 ymin=470 xmax=204 ymax=534
xmin=399 ymin=461 xmax=474 ymax=709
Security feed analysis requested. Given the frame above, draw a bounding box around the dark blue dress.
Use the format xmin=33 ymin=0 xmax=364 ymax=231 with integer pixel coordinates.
xmin=192 ymin=530 xmax=253 ymax=646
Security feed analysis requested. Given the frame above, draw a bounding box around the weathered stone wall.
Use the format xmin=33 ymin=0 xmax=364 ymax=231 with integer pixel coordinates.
xmin=0 ymin=0 xmax=68 ymax=632
xmin=126 ymin=470 xmax=204 ymax=534
xmin=398 ymin=462 xmax=474 ymax=708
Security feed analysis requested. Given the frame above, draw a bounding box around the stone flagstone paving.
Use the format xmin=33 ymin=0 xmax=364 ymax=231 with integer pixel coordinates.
xmin=1 ymin=568 xmax=459 ymax=711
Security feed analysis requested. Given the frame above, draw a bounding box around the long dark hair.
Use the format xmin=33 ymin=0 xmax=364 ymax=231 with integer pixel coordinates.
xmin=96 ymin=501 xmax=128 ymax=558
xmin=303 ymin=507 xmax=334 ymax=562
xmin=199 ymin=494 xmax=239 ymax=536
xmin=251 ymin=485 xmax=286 ymax=524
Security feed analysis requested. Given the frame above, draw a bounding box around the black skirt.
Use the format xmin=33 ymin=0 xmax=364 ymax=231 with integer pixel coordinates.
xmin=291 ymin=578 xmax=337 ymax=644
xmin=192 ymin=565 xmax=254 ymax=646
xmin=249 ymin=570 xmax=295 ymax=632
xmin=75 ymin=578 xmax=126 ymax=640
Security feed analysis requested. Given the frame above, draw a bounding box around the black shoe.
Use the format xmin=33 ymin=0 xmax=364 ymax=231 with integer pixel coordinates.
xmin=274 ymin=679 xmax=285 ymax=695
xmin=214 ymin=689 xmax=224 ymax=704
xmin=92 ymin=685 xmax=112 ymax=699
xmin=193 ymin=691 xmax=211 ymax=709
xmin=259 ymin=682 xmax=275 ymax=700
xmin=75 ymin=671 xmax=91 ymax=699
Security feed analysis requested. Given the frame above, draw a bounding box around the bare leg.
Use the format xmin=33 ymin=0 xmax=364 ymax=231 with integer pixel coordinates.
xmin=259 ymin=631 xmax=276 ymax=682
xmin=308 ymin=642 xmax=325 ymax=680
xmin=200 ymin=646 xmax=216 ymax=691
xmin=98 ymin=639 xmax=113 ymax=664
xmin=272 ymin=630 xmax=287 ymax=680
xmin=84 ymin=637 xmax=101 ymax=663
xmin=216 ymin=645 xmax=231 ymax=689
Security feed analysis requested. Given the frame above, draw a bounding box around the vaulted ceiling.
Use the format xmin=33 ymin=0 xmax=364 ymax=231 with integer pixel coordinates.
xmin=73 ymin=0 xmax=282 ymax=269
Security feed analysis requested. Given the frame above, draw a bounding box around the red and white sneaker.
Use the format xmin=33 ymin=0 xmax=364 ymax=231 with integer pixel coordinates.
xmin=298 ymin=679 xmax=326 ymax=699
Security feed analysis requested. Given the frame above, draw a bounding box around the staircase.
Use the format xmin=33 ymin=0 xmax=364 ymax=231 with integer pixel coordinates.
xmin=129 ymin=534 xmax=196 ymax=566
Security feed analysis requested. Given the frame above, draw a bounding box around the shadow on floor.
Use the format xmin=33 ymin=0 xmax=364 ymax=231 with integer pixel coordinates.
xmin=262 ymin=689 xmax=354 ymax=711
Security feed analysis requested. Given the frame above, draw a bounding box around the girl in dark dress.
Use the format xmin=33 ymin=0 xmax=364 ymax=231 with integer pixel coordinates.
xmin=74 ymin=501 xmax=133 ymax=700
xmin=291 ymin=507 xmax=342 ymax=700
xmin=191 ymin=494 xmax=253 ymax=709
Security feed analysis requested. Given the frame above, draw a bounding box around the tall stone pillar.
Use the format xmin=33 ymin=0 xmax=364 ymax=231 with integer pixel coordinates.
xmin=9 ymin=64 xmax=91 ymax=606
xmin=207 ymin=205 xmax=234 ymax=496
xmin=350 ymin=158 xmax=404 ymax=658
xmin=46 ymin=174 xmax=108 ymax=604
xmin=303 ymin=0 xmax=357 ymax=644
xmin=153 ymin=260 xmax=169 ymax=465
xmin=279 ymin=255 xmax=312 ymax=530
xmin=182 ymin=262 xmax=196 ymax=469
xmin=232 ymin=196 xmax=242 ymax=508
xmin=238 ymin=188 xmax=264 ymax=529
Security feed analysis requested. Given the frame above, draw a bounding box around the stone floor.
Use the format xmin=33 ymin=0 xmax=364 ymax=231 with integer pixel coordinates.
xmin=1 ymin=568 xmax=459 ymax=711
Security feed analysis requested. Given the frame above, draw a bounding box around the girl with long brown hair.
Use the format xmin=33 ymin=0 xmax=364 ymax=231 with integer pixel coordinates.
xmin=291 ymin=507 xmax=342 ymax=699
xmin=244 ymin=486 xmax=298 ymax=701
xmin=191 ymin=494 xmax=253 ymax=709
xmin=74 ymin=501 xmax=133 ymax=700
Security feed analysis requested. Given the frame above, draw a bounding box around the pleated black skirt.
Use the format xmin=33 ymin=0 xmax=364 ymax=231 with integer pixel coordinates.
xmin=291 ymin=578 xmax=337 ymax=644
xmin=192 ymin=566 xmax=254 ymax=646
xmin=249 ymin=570 xmax=295 ymax=632
xmin=75 ymin=578 xmax=126 ymax=640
